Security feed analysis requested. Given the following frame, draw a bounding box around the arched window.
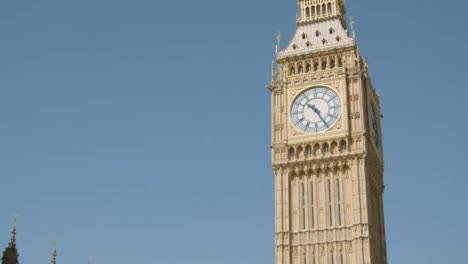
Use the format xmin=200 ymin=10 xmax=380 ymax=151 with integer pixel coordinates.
xmin=314 ymin=61 xmax=319 ymax=71
xmin=289 ymin=148 xmax=296 ymax=158
xmin=290 ymin=66 xmax=296 ymax=75
xmin=330 ymin=58 xmax=336 ymax=69
xmin=313 ymin=144 xmax=321 ymax=156
xmin=306 ymin=146 xmax=312 ymax=156
xmin=311 ymin=6 xmax=316 ymax=19
xmin=321 ymin=59 xmax=327 ymax=70
xmin=298 ymin=65 xmax=303 ymax=74
xmin=323 ymin=143 xmax=330 ymax=153
xmin=338 ymin=57 xmax=343 ymax=67
xmin=322 ymin=4 xmax=326 ymax=16
xmin=306 ymin=63 xmax=311 ymax=73
xmin=297 ymin=146 xmax=304 ymax=158
xmin=331 ymin=141 xmax=338 ymax=153
xmin=317 ymin=5 xmax=321 ymax=17
xmin=306 ymin=7 xmax=310 ymax=19
xmin=340 ymin=140 xmax=347 ymax=151
xmin=327 ymin=3 xmax=332 ymax=15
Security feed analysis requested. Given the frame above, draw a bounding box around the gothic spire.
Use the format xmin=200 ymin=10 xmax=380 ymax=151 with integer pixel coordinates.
xmin=2 ymin=216 xmax=19 ymax=264
xmin=51 ymin=240 xmax=57 ymax=264
xmin=8 ymin=216 xmax=17 ymax=248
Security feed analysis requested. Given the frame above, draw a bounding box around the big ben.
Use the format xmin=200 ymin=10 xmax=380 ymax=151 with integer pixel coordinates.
xmin=267 ymin=1 xmax=387 ymax=264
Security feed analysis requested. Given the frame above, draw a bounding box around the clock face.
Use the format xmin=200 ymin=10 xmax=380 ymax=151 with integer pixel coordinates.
xmin=291 ymin=87 xmax=341 ymax=133
xmin=370 ymin=103 xmax=379 ymax=149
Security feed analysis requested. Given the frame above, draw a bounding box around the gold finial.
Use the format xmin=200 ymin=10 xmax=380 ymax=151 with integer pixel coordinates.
xmin=8 ymin=214 xmax=18 ymax=248
xmin=276 ymin=30 xmax=281 ymax=46
xmin=349 ymin=16 xmax=356 ymax=39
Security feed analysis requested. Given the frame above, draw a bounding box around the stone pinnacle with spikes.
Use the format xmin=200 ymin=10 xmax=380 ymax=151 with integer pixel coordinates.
xmin=8 ymin=215 xmax=18 ymax=248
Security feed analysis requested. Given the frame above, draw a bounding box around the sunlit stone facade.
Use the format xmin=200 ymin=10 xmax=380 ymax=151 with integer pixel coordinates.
xmin=267 ymin=1 xmax=387 ymax=263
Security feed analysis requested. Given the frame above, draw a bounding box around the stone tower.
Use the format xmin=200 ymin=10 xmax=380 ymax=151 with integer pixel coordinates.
xmin=267 ymin=1 xmax=387 ymax=264
xmin=2 ymin=217 xmax=19 ymax=264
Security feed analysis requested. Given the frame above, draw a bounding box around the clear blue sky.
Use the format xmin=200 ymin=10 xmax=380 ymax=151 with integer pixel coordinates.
xmin=0 ymin=0 xmax=466 ymax=263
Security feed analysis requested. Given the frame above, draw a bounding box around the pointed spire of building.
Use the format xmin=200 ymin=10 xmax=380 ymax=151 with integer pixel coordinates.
xmin=88 ymin=257 xmax=92 ymax=264
xmin=51 ymin=239 xmax=57 ymax=264
xmin=2 ymin=216 xmax=19 ymax=264
xmin=8 ymin=216 xmax=17 ymax=249
xmin=349 ymin=16 xmax=356 ymax=39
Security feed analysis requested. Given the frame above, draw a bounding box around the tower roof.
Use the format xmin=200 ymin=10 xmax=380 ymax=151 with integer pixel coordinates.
xmin=277 ymin=0 xmax=354 ymax=59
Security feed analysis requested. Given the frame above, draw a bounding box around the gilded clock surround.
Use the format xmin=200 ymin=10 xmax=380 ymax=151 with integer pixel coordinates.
xmin=267 ymin=1 xmax=387 ymax=264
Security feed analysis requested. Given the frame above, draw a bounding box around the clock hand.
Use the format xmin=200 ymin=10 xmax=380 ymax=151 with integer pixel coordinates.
xmin=318 ymin=114 xmax=330 ymax=128
xmin=307 ymin=104 xmax=329 ymax=128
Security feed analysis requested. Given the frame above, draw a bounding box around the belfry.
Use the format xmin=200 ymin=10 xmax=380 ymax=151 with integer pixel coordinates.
xmin=267 ymin=1 xmax=387 ymax=263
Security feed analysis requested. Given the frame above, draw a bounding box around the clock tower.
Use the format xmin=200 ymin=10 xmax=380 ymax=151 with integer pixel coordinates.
xmin=267 ymin=1 xmax=387 ymax=264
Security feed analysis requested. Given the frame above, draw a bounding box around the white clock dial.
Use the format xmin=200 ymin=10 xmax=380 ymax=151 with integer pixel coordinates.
xmin=291 ymin=87 xmax=342 ymax=133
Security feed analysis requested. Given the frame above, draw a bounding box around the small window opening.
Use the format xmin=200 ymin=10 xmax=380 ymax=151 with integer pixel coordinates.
xmin=306 ymin=41 xmax=311 ymax=47
xmin=298 ymin=65 xmax=303 ymax=74
xmin=315 ymin=30 xmax=321 ymax=37
xmin=302 ymin=32 xmax=307 ymax=39
xmin=306 ymin=146 xmax=312 ymax=155
xmin=336 ymin=36 xmax=342 ymax=42
xmin=321 ymin=60 xmax=327 ymax=70
xmin=323 ymin=143 xmax=329 ymax=153
xmin=329 ymin=27 xmax=335 ymax=34
xmin=322 ymin=38 xmax=328 ymax=45
xmin=330 ymin=58 xmax=336 ymax=68
xmin=290 ymin=66 xmax=295 ymax=75
xmin=293 ymin=44 xmax=298 ymax=50
xmin=306 ymin=64 xmax=311 ymax=73
xmin=289 ymin=148 xmax=296 ymax=158
xmin=313 ymin=62 xmax=319 ymax=71
xmin=340 ymin=141 xmax=347 ymax=150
